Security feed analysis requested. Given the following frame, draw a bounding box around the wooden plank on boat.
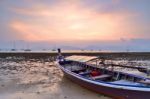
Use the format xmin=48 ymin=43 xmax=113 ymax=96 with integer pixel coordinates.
xmin=91 ymin=74 xmax=111 ymax=80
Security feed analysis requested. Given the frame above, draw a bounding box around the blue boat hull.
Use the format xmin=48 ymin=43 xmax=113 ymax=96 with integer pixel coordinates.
xmin=59 ymin=66 xmax=150 ymax=99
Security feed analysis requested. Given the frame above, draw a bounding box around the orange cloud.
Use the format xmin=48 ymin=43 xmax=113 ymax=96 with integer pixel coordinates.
xmin=9 ymin=1 xmax=141 ymax=42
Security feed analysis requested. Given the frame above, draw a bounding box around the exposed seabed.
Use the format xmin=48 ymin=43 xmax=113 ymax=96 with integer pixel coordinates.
xmin=0 ymin=58 xmax=109 ymax=99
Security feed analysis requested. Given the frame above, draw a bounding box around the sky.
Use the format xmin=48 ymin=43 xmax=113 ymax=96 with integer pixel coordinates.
xmin=0 ymin=0 xmax=150 ymax=51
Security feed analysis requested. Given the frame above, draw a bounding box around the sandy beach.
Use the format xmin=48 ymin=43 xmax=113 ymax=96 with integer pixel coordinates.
xmin=0 ymin=58 xmax=110 ymax=99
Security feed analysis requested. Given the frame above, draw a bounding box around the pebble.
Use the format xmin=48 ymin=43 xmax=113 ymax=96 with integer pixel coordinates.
xmin=64 ymin=96 xmax=67 ymax=98
xmin=1 ymin=84 xmax=5 ymax=87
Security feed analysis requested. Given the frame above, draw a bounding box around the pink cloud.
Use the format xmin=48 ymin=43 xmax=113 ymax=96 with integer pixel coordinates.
xmin=9 ymin=1 xmax=142 ymax=42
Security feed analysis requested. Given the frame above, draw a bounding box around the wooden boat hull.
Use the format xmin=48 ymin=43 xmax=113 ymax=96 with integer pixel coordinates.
xmin=58 ymin=65 xmax=150 ymax=99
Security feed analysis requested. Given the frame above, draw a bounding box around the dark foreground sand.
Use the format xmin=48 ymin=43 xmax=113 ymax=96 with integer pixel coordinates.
xmin=0 ymin=58 xmax=110 ymax=99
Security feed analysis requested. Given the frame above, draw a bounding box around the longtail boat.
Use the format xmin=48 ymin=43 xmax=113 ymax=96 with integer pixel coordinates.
xmin=56 ymin=49 xmax=150 ymax=99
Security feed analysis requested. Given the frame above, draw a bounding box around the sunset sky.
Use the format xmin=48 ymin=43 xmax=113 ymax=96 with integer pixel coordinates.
xmin=0 ymin=0 xmax=150 ymax=51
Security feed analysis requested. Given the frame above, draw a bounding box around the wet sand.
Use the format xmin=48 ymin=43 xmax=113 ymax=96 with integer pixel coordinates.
xmin=0 ymin=58 xmax=110 ymax=99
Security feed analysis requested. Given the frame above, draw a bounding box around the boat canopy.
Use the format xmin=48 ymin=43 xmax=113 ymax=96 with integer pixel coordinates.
xmin=65 ymin=55 xmax=98 ymax=63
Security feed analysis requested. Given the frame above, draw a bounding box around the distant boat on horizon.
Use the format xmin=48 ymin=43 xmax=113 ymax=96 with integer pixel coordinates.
xmin=24 ymin=49 xmax=31 ymax=51
xmin=11 ymin=49 xmax=17 ymax=51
